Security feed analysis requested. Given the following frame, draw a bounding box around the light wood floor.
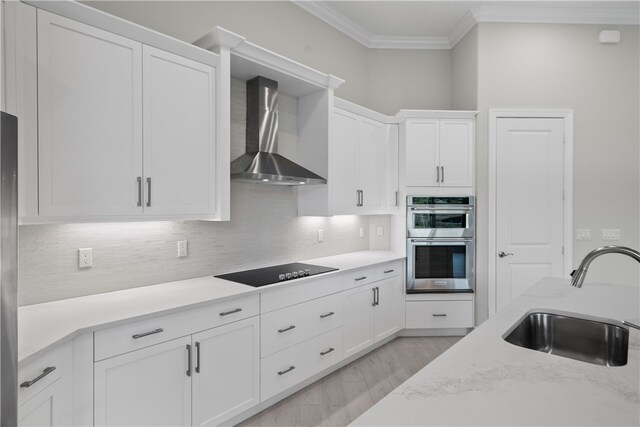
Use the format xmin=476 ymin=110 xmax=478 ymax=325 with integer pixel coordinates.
xmin=238 ymin=336 xmax=461 ymax=427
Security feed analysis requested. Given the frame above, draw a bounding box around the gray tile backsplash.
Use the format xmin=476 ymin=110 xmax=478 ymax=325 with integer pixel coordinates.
xmin=18 ymin=78 xmax=387 ymax=306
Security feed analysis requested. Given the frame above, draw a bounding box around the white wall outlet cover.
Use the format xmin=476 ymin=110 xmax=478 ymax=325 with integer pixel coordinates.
xmin=317 ymin=229 xmax=324 ymax=242
xmin=177 ymin=240 xmax=188 ymax=258
xmin=359 ymin=227 xmax=365 ymax=238
xmin=78 ymin=248 xmax=92 ymax=269
xmin=599 ymin=30 xmax=621 ymax=45
xmin=601 ymin=229 xmax=621 ymax=240
xmin=575 ymin=228 xmax=591 ymax=240
xmin=377 ymin=226 xmax=384 ymax=236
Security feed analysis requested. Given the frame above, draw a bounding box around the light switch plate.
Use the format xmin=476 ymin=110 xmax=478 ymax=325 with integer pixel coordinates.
xmin=601 ymin=229 xmax=621 ymax=240
xmin=359 ymin=227 xmax=365 ymax=238
xmin=377 ymin=226 xmax=384 ymax=237
xmin=177 ymin=240 xmax=188 ymax=258
xmin=575 ymin=229 xmax=591 ymax=240
xmin=317 ymin=229 xmax=324 ymax=242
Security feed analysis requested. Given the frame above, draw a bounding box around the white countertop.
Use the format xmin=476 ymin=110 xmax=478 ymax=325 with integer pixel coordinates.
xmin=351 ymin=278 xmax=640 ymax=426
xmin=18 ymin=250 xmax=403 ymax=364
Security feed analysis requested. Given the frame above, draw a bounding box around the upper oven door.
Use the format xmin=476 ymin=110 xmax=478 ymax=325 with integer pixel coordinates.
xmin=407 ymin=207 xmax=474 ymax=238
xmin=407 ymin=239 xmax=475 ymax=293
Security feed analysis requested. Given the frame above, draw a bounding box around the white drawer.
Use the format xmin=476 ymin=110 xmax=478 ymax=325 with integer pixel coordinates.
xmin=406 ymin=300 xmax=474 ymax=329
xmin=94 ymin=294 xmax=259 ymax=361
xmin=373 ymin=260 xmax=403 ymax=282
xmin=343 ymin=267 xmax=376 ymax=289
xmin=261 ymin=292 xmax=343 ymax=357
xmin=261 ymin=275 xmax=342 ymax=313
xmin=18 ymin=341 xmax=72 ymax=406
xmin=261 ymin=328 xmax=342 ymax=401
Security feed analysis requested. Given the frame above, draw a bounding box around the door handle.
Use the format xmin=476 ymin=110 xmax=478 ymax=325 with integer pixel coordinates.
xmin=498 ymin=251 xmax=514 ymax=258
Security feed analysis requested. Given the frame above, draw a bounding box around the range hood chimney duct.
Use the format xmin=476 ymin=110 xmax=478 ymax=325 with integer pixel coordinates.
xmin=230 ymin=76 xmax=327 ymax=185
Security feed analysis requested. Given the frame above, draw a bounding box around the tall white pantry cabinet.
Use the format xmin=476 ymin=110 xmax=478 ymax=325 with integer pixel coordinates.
xmin=5 ymin=2 xmax=227 ymax=223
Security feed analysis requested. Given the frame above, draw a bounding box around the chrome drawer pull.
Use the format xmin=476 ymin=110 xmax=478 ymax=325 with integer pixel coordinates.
xmin=433 ymin=313 xmax=448 ymax=317
xmin=136 ymin=177 xmax=142 ymax=207
xmin=219 ymin=308 xmax=242 ymax=317
xmin=355 ymin=276 xmax=367 ymax=281
xmin=320 ymin=312 xmax=335 ymax=319
xmin=146 ymin=177 xmax=152 ymax=207
xmin=20 ymin=367 xmax=56 ymax=388
xmin=278 ymin=325 xmax=296 ymax=333
xmin=186 ymin=344 xmax=192 ymax=377
xmin=384 ymin=269 xmax=395 ymax=274
xmin=132 ymin=328 xmax=164 ymax=339
xmin=278 ymin=366 xmax=295 ymax=376
xmin=320 ymin=347 xmax=335 ymax=356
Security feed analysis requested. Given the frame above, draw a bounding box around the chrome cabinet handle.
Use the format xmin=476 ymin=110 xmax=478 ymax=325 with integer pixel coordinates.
xmin=395 ymin=191 xmax=399 ymax=207
xmin=320 ymin=312 xmax=335 ymax=319
xmin=433 ymin=313 xmax=447 ymax=317
xmin=441 ymin=166 xmax=445 ymax=183
xmin=498 ymin=251 xmax=514 ymax=258
xmin=355 ymin=276 xmax=367 ymax=281
xmin=219 ymin=308 xmax=242 ymax=316
xmin=384 ymin=269 xmax=394 ymax=274
xmin=132 ymin=328 xmax=164 ymax=340
xmin=137 ymin=177 xmax=142 ymax=207
xmin=356 ymin=190 xmax=360 ymax=207
xmin=186 ymin=344 xmax=192 ymax=377
xmin=320 ymin=347 xmax=335 ymax=356
xmin=361 ymin=190 xmax=364 ymax=206
xmin=372 ymin=288 xmax=376 ymax=306
xmin=278 ymin=325 xmax=296 ymax=333
xmin=146 ymin=177 xmax=152 ymax=207
xmin=278 ymin=366 xmax=295 ymax=376
xmin=436 ymin=166 xmax=440 ymax=183
xmin=20 ymin=367 xmax=56 ymax=388
xmin=195 ymin=342 xmax=201 ymax=374
xmin=375 ymin=287 xmax=379 ymax=306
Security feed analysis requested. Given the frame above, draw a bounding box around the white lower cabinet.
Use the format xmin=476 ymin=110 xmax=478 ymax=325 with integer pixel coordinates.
xmin=18 ymin=342 xmax=73 ymax=427
xmin=94 ymin=316 xmax=260 ymax=427
xmin=343 ymin=275 xmax=403 ymax=359
xmin=405 ymin=299 xmax=474 ymax=329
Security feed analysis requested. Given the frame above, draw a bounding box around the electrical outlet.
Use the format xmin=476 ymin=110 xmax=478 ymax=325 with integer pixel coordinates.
xmin=377 ymin=226 xmax=384 ymax=237
xmin=575 ymin=229 xmax=591 ymax=240
xmin=359 ymin=227 xmax=365 ymax=238
xmin=177 ymin=240 xmax=188 ymax=258
xmin=78 ymin=248 xmax=92 ymax=269
xmin=602 ymin=229 xmax=621 ymax=240
xmin=317 ymin=229 xmax=324 ymax=242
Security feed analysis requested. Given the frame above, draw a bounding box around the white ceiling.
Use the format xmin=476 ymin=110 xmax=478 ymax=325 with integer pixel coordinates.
xmin=292 ymin=1 xmax=640 ymax=49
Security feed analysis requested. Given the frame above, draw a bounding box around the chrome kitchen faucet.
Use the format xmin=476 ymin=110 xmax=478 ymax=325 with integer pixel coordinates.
xmin=570 ymin=245 xmax=640 ymax=288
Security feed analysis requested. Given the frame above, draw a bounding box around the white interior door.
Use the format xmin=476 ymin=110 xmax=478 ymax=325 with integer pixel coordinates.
xmin=495 ymin=118 xmax=565 ymax=311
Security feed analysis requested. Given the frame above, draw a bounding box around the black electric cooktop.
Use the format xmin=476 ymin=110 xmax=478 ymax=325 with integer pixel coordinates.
xmin=215 ymin=262 xmax=339 ymax=288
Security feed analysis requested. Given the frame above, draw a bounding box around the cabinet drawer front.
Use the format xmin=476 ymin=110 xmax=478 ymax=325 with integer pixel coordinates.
xmin=373 ymin=261 xmax=403 ymax=282
xmin=343 ymin=267 xmax=376 ymax=289
xmin=406 ymin=300 xmax=474 ymax=329
xmin=261 ymin=276 xmax=341 ymax=313
xmin=18 ymin=342 xmax=72 ymax=406
xmin=95 ymin=294 xmax=259 ymax=361
xmin=261 ymin=328 xmax=342 ymax=402
xmin=261 ymin=293 xmax=343 ymax=357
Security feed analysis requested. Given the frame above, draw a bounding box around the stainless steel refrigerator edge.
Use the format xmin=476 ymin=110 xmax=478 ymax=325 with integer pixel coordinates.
xmin=0 ymin=112 xmax=18 ymax=426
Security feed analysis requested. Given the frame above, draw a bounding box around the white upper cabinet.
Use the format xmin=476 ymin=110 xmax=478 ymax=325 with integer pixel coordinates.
xmin=357 ymin=117 xmax=386 ymax=212
xmin=142 ymin=46 xmax=216 ymax=216
xmin=7 ymin=3 xmax=227 ymax=223
xmin=37 ymin=11 xmax=144 ymax=217
xmin=403 ymin=113 xmax=476 ymax=189
xmin=331 ymin=109 xmax=360 ymax=213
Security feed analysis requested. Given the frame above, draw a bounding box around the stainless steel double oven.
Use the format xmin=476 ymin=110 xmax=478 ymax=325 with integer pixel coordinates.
xmin=406 ymin=196 xmax=475 ymax=293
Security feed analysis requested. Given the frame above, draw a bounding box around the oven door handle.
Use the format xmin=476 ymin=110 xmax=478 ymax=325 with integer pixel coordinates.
xmin=410 ymin=239 xmax=473 ymax=245
xmin=409 ymin=207 xmax=472 ymax=213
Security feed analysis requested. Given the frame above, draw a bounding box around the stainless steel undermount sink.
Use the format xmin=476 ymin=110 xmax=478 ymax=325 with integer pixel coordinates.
xmin=503 ymin=309 xmax=629 ymax=367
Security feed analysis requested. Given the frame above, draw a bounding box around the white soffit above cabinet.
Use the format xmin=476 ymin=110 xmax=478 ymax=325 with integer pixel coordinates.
xmin=292 ymin=1 xmax=640 ymax=49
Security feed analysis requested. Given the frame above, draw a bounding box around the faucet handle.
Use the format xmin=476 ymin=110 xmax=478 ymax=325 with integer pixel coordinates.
xmin=570 ymin=269 xmax=576 ymax=277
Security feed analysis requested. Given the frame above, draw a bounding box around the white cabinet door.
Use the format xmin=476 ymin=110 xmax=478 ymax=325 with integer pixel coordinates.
xmin=142 ymin=46 xmax=217 ymax=216
xmin=18 ymin=380 xmax=71 ymax=427
xmin=342 ymin=284 xmax=375 ymax=359
xmin=385 ymin=124 xmax=400 ymax=211
xmin=405 ymin=119 xmax=439 ymax=187
xmin=439 ymin=119 xmax=473 ymax=187
xmin=331 ymin=109 xmax=359 ymax=214
xmin=357 ymin=117 xmax=385 ymax=213
xmin=94 ymin=336 xmax=192 ymax=427
xmin=191 ymin=317 xmax=260 ymax=427
xmin=373 ymin=277 xmax=402 ymax=342
xmin=37 ymin=10 xmax=143 ymax=217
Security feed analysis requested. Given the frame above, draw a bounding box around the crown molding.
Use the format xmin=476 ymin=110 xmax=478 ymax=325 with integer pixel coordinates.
xmin=291 ymin=0 xmax=639 ymax=50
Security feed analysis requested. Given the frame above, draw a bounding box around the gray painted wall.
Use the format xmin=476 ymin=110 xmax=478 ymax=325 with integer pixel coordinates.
xmin=467 ymin=23 xmax=639 ymax=323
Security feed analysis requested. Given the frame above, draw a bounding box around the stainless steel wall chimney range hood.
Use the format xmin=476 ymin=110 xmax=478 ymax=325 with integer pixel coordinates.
xmin=230 ymin=76 xmax=327 ymax=185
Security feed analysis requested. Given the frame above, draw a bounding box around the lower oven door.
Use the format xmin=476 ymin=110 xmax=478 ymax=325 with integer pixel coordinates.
xmin=407 ymin=239 xmax=475 ymax=293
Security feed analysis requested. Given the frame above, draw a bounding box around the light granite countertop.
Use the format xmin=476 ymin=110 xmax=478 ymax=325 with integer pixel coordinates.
xmin=18 ymin=250 xmax=403 ymax=364
xmin=351 ymin=277 xmax=640 ymax=426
